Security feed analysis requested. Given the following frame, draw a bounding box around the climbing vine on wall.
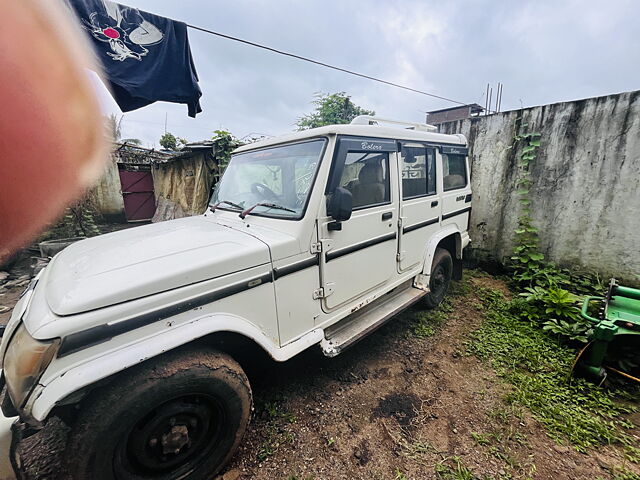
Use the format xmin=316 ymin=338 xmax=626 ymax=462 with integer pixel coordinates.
xmin=507 ymin=124 xmax=604 ymax=343
xmin=510 ymin=124 xmax=544 ymax=284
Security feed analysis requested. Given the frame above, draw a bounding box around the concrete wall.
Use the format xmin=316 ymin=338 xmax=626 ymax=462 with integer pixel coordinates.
xmin=92 ymin=157 xmax=125 ymax=222
xmin=439 ymin=90 xmax=640 ymax=283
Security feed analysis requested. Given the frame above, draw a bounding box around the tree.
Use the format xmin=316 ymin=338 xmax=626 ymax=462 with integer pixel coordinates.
xmin=296 ymin=92 xmax=375 ymax=130
xmin=105 ymin=113 xmax=122 ymax=140
xmin=212 ymin=129 xmax=239 ymax=173
xmin=159 ymin=132 xmax=188 ymax=150
xmin=160 ymin=132 xmax=178 ymax=150
xmin=105 ymin=113 xmax=142 ymax=145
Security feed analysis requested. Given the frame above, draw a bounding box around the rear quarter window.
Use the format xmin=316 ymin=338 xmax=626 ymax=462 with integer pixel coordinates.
xmin=442 ymin=153 xmax=467 ymax=191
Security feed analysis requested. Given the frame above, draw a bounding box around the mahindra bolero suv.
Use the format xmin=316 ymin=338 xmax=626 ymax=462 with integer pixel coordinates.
xmin=0 ymin=116 xmax=471 ymax=479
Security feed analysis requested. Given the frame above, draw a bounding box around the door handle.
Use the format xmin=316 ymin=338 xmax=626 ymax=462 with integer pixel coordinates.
xmin=431 ymin=200 xmax=439 ymax=207
xmin=381 ymin=212 xmax=393 ymax=220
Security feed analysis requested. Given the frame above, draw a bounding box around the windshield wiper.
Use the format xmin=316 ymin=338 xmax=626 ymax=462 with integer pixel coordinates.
xmin=239 ymin=202 xmax=296 ymax=219
xmin=210 ymin=200 xmax=244 ymax=211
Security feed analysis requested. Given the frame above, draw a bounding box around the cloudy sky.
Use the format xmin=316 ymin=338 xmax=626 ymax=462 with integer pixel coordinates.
xmin=93 ymin=0 xmax=640 ymax=148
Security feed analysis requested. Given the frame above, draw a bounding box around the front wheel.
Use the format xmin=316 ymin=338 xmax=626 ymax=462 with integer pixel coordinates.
xmin=62 ymin=348 xmax=252 ymax=480
xmin=423 ymin=248 xmax=453 ymax=309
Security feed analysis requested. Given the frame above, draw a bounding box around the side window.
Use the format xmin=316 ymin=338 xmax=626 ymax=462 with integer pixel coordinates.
xmin=338 ymin=152 xmax=391 ymax=209
xmin=401 ymin=146 xmax=436 ymax=199
xmin=442 ymin=153 xmax=467 ymax=191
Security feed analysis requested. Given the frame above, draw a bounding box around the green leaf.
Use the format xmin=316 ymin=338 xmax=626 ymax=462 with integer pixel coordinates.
xmin=529 ymin=253 xmax=545 ymax=261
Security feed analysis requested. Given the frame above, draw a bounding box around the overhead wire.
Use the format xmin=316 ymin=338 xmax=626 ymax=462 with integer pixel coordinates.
xmin=185 ymin=23 xmax=470 ymax=107
xmin=113 ymin=1 xmax=472 ymax=108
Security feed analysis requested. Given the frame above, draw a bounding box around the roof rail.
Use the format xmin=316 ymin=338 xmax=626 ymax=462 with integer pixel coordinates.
xmin=350 ymin=115 xmax=437 ymax=132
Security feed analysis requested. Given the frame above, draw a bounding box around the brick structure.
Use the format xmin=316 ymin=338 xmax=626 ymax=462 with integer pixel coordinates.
xmin=426 ymin=104 xmax=484 ymax=126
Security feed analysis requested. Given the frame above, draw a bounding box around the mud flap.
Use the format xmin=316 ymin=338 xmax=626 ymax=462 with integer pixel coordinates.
xmin=413 ymin=274 xmax=430 ymax=292
xmin=453 ymin=257 xmax=463 ymax=281
xmin=7 ymin=420 xmax=40 ymax=480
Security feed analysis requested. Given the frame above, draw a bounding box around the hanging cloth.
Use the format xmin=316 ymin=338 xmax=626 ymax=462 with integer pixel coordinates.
xmin=67 ymin=0 xmax=202 ymax=117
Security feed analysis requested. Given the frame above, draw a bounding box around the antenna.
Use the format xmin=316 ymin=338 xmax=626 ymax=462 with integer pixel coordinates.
xmin=485 ymin=83 xmax=490 ymax=114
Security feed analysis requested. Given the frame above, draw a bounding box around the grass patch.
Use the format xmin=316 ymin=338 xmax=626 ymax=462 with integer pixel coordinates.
xmin=467 ymin=286 xmax=640 ymax=456
xmin=412 ymin=299 xmax=453 ymax=338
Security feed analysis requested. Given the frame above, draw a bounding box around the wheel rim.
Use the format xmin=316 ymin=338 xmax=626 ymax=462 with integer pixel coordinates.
xmin=116 ymin=394 xmax=224 ymax=476
xmin=430 ymin=261 xmax=450 ymax=301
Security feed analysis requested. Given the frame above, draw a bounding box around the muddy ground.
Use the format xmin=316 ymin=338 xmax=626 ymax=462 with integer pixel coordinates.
xmin=0 ymin=273 xmax=638 ymax=479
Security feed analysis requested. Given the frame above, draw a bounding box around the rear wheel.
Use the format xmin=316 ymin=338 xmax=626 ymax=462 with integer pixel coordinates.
xmin=423 ymin=248 xmax=453 ymax=309
xmin=62 ymin=348 xmax=252 ymax=480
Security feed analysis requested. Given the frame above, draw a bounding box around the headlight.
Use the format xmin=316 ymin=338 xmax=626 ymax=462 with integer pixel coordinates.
xmin=3 ymin=324 xmax=59 ymax=408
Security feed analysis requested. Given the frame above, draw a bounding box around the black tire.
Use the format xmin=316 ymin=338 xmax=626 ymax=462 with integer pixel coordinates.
xmin=423 ymin=248 xmax=453 ymax=309
xmin=61 ymin=348 xmax=252 ymax=480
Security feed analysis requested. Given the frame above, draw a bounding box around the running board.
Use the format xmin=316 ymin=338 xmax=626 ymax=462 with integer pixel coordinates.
xmin=320 ymin=284 xmax=426 ymax=357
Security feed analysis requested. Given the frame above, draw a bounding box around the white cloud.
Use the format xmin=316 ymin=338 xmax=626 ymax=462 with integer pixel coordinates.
xmin=97 ymin=0 xmax=640 ymax=146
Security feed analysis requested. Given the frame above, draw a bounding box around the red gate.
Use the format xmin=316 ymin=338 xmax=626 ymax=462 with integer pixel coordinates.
xmin=118 ymin=166 xmax=156 ymax=222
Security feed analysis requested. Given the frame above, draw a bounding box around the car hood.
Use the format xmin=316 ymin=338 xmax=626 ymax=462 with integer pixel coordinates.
xmin=45 ymin=216 xmax=270 ymax=316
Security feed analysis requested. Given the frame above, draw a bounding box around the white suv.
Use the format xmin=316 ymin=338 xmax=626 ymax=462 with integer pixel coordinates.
xmin=0 ymin=116 xmax=471 ymax=479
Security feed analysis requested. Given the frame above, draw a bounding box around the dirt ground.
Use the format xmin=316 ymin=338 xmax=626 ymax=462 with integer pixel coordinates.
xmin=0 ymin=273 xmax=638 ymax=480
xmin=224 ymin=275 xmax=639 ymax=480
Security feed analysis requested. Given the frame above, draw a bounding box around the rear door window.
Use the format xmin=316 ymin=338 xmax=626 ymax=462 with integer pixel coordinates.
xmin=400 ymin=146 xmax=436 ymax=199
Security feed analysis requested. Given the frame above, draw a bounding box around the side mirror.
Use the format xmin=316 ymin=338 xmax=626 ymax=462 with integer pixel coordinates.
xmin=327 ymin=187 xmax=353 ymax=223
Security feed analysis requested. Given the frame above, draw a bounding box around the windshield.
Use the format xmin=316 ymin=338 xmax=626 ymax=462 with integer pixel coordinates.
xmin=211 ymin=139 xmax=326 ymax=219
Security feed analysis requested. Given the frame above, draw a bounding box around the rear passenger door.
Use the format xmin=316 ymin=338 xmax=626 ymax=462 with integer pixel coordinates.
xmin=397 ymin=143 xmax=441 ymax=272
xmin=440 ymin=146 xmax=472 ymax=232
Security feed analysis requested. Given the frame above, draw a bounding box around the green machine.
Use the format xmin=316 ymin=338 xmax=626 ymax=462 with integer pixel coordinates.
xmin=574 ymin=279 xmax=640 ymax=384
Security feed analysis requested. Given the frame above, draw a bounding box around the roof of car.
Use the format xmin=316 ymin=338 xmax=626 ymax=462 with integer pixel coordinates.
xmin=233 ymin=124 xmax=467 ymax=154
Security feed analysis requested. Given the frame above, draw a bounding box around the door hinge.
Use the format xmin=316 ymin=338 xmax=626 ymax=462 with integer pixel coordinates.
xmin=396 ymin=252 xmax=405 ymax=262
xmin=311 ymin=240 xmax=333 ymax=255
xmin=313 ymin=282 xmax=335 ymax=299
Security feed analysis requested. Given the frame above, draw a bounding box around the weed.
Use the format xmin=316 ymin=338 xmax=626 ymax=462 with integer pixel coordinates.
xmin=255 ymin=400 xmax=297 ymax=461
xmin=514 ymin=286 xmax=590 ymax=343
xmin=468 ymin=287 xmax=639 ymax=454
xmin=488 ymin=404 xmax=524 ymax=425
xmin=470 ymin=431 xmax=491 ymax=446
xmin=394 ymin=469 xmax=408 ymax=480
xmin=400 ymin=437 xmax=435 ymax=464
xmin=434 ymin=456 xmax=474 ymax=480
xmin=263 ymin=401 xmax=297 ymax=423
xmin=608 ymin=465 xmax=640 ymax=480
xmin=257 ymin=442 xmax=274 ymax=462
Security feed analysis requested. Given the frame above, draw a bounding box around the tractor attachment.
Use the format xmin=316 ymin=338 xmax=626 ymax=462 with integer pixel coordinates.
xmin=573 ymin=279 xmax=640 ymax=384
